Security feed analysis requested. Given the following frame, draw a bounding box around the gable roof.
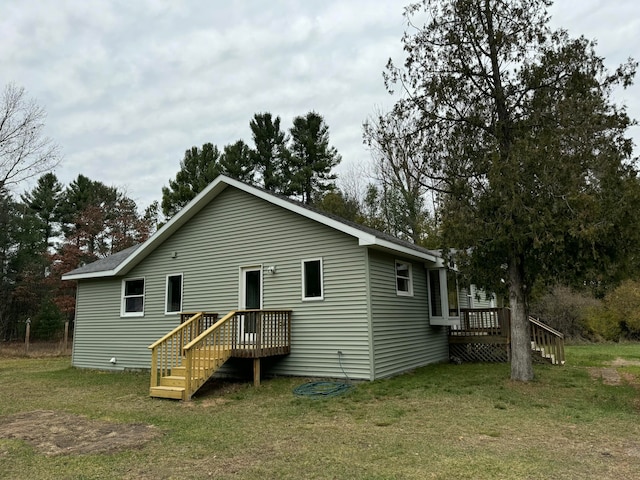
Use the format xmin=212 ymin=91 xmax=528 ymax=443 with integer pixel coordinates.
xmin=62 ymin=175 xmax=441 ymax=281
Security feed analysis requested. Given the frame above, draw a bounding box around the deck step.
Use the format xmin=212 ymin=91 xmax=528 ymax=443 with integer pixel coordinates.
xmin=160 ymin=375 xmax=187 ymax=387
xmin=150 ymin=386 xmax=185 ymax=400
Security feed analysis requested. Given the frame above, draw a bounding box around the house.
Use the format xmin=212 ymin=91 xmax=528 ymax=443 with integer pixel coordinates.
xmin=62 ymin=175 xmax=462 ymax=396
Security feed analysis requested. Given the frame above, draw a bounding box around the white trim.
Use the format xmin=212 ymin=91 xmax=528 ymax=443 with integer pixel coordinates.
xmin=61 ymin=175 xmax=441 ymax=280
xmin=301 ymin=258 xmax=324 ymax=301
xmin=121 ymin=277 xmax=145 ymax=317
xmin=395 ymin=260 xmax=413 ymax=297
xmin=164 ymin=273 xmax=183 ymax=315
xmin=427 ymin=269 xmax=460 ymax=326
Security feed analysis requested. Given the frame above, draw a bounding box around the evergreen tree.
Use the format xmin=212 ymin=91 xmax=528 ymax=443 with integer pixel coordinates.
xmin=220 ymin=140 xmax=255 ymax=184
xmin=21 ymin=172 xmax=63 ymax=251
xmin=384 ymin=0 xmax=638 ymax=381
xmin=161 ymin=143 xmax=222 ymax=219
xmin=249 ymin=113 xmax=290 ymax=192
xmin=288 ymin=111 xmax=341 ymax=204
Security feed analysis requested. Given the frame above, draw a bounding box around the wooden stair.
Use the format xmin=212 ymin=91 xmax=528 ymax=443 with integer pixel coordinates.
xmin=149 ymin=349 xmax=231 ymax=400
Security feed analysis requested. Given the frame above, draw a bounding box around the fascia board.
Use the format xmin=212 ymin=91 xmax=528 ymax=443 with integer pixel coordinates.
xmin=61 ymin=270 xmax=117 ymax=281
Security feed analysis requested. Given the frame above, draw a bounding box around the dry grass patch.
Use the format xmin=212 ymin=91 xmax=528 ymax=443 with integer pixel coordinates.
xmin=0 ymin=410 xmax=160 ymax=456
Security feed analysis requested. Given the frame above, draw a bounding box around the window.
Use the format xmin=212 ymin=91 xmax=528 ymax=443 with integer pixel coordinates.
xmin=302 ymin=258 xmax=323 ymax=300
xmin=428 ymin=268 xmax=460 ymax=326
xmin=428 ymin=270 xmax=442 ymax=316
xmin=165 ymin=274 xmax=183 ymax=314
xmin=122 ymin=278 xmax=145 ymax=316
xmin=395 ymin=261 xmax=413 ymax=296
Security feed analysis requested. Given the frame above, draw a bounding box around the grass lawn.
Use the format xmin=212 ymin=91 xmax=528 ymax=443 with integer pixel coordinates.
xmin=1 ymin=343 xmax=639 ymax=479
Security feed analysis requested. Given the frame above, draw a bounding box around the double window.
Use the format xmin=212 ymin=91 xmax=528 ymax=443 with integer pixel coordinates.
xmin=302 ymin=258 xmax=324 ymax=301
xmin=165 ymin=274 xmax=183 ymax=314
xmin=122 ymin=278 xmax=145 ymax=317
xmin=395 ymin=260 xmax=413 ymax=296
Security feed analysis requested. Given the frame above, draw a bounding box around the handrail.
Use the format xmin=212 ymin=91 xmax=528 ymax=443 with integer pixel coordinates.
xmin=183 ymin=311 xmax=237 ymax=399
xmin=148 ymin=312 xmax=202 ymax=350
xmin=529 ymin=316 xmax=565 ymax=365
xmin=147 ymin=312 xmax=218 ymax=390
xmin=184 ymin=311 xmax=236 ymax=350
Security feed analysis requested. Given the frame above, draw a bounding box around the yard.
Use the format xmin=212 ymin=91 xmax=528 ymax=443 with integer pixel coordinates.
xmin=1 ymin=343 xmax=639 ymax=479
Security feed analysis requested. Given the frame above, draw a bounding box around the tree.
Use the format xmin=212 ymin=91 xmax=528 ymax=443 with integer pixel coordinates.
xmin=364 ymin=109 xmax=439 ymax=243
xmin=249 ymin=113 xmax=290 ymax=192
xmin=220 ymin=140 xmax=255 ymax=184
xmin=21 ymin=172 xmax=63 ymax=251
xmin=0 ymin=84 xmax=60 ymax=191
xmin=288 ymin=112 xmax=341 ymax=204
xmin=384 ymin=0 xmax=638 ymax=381
xmin=161 ymin=143 xmax=222 ymax=219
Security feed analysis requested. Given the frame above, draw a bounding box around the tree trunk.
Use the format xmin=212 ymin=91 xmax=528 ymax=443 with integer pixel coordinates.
xmin=508 ymin=256 xmax=533 ymax=381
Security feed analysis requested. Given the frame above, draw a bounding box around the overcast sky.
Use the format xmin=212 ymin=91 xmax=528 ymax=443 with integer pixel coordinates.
xmin=3 ymin=0 xmax=639 ymax=211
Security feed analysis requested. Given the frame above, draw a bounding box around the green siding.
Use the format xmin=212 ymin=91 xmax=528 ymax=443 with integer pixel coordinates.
xmin=73 ymin=187 xmax=372 ymax=379
xmin=369 ymin=250 xmax=449 ymax=378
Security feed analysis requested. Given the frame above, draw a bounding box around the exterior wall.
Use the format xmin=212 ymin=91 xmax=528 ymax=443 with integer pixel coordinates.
xmin=369 ymin=249 xmax=449 ymax=379
xmin=73 ymin=186 xmax=372 ymax=379
xmin=460 ymin=285 xmax=496 ymax=309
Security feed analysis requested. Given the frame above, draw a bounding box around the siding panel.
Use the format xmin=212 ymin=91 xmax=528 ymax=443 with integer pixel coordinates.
xmin=73 ymin=187 xmax=371 ymax=379
xmin=369 ymin=250 xmax=448 ymax=378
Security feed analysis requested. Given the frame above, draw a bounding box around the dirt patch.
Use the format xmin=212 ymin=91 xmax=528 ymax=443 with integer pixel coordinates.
xmin=588 ymin=358 xmax=640 ymax=386
xmin=588 ymin=367 xmax=622 ymax=385
xmin=609 ymin=357 xmax=640 ymax=367
xmin=0 ymin=410 xmax=160 ymax=456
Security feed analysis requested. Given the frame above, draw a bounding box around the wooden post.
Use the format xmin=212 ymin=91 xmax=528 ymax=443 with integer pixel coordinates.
xmin=253 ymin=358 xmax=261 ymax=387
xmin=25 ymin=318 xmax=31 ymax=354
xmin=63 ymin=321 xmax=69 ymax=352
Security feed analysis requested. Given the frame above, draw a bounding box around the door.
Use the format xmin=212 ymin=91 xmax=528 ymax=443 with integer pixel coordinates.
xmin=239 ymin=266 xmax=262 ymax=343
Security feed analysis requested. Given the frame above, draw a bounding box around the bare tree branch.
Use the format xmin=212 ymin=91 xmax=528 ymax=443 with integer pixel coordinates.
xmin=0 ymin=84 xmax=60 ymax=191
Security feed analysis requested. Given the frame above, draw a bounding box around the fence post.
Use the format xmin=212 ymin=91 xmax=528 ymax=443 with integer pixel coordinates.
xmin=64 ymin=321 xmax=69 ymax=352
xmin=25 ymin=318 xmax=31 ymax=354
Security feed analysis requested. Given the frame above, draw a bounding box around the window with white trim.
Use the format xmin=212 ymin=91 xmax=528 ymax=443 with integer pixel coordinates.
xmin=165 ymin=274 xmax=183 ymax=314
xmin=395 ymin=260 xmax=413 ymax=296
xmin=122 ymin=278 xmax=145 ymax=316
xmin=302 ymin=258 xmax=324 ymax=300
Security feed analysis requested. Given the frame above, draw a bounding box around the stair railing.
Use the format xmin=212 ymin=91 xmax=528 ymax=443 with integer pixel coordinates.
xmin=529 ymin=316 xmax=565 ymax=365
xmin=182 ymin=311 xmax=237 ymax=399
xmin=148 ymin=312 xmax=218 ymax=390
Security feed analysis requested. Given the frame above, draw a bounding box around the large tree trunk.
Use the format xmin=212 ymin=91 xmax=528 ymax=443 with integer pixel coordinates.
xmin=508 ymin=256 xmax=534 ymax=381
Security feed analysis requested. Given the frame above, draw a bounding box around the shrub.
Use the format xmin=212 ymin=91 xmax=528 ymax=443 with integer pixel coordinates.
xmin=31 ymin=300 xmax=65 ymax=341
xmin=530 ymin=285 xmax=600 ymax=340
xmin=586 ymin=280 xmax=640 ymax=341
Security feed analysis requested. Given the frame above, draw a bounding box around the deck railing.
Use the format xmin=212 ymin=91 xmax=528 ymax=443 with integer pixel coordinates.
xmin=231 ymin=310 xmax=292 ymax=357
xmin=529 ymin=316 xmax=565 ymax=365
xmin=182 ymin=311 xmax=237 ymax=399
xmin=448 ymin=308 xmax=565 ymax=364
xmin=450 ymin=308 xmax=510 ymax=338
xmin=171 ymin=310 xmax=292 ymax=399
xmin=148 ymin=312 xmax=218 ymax=389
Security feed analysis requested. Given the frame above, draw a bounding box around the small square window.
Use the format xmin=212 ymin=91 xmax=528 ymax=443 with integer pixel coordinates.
xmin=302 ymin=259 xmax=324 ymax=300
xmin=122 ymin=278 xmax=145 ymax=316
xmin=396 ymin=261 xmax=413 ymax=296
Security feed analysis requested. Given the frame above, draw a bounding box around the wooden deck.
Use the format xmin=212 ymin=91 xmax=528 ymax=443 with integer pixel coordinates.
xmin=149 ymin=310 xmax=292 ymax=400
xmin=449 ymin=308 xmax=565 ymax=364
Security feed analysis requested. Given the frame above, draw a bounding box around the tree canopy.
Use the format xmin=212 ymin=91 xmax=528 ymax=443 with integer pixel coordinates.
xmin=382 ymin=0 xmax=638 ymax=380
xmin=0 ymin=84 xmax=60 ymax=191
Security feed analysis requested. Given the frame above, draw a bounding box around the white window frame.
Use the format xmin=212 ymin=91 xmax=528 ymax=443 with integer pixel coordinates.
xmin=121 ymin=277 xmax=145 ymax=317
xmin=302 ymin=258 xmax=324 ymax=301
xmin=395 ymin=260 xmax=413 ymax=296
xmin=165 ymin=273 xmax=183 ymax=315
xmin=427 ymin=268 xmax=460 ymax=326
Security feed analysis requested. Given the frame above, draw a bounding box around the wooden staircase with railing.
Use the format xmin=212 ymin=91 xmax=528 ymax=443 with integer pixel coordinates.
xmin=148 ymin=310 xmax=292 ymax=400
xmin=449 ymin=308 xmax=565 ymax=364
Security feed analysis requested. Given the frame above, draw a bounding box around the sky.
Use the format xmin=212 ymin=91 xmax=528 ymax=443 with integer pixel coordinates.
xmin=3 ymin=0 xmax=639 ymax=211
